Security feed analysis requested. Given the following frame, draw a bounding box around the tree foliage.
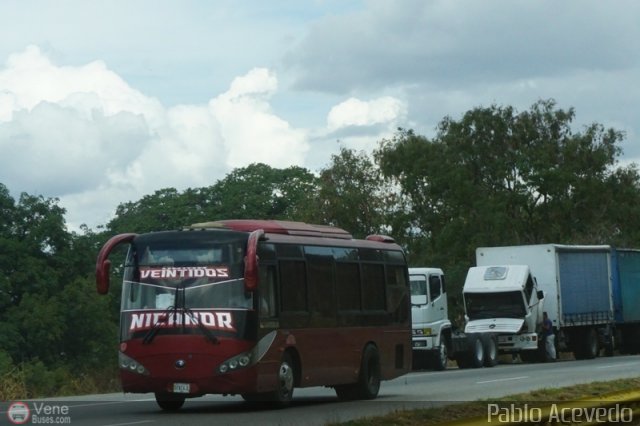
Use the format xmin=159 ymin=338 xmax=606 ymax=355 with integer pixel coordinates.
xmin=0 ymin=184 xmax=119 ymax=397
xmin=303 ymin=147 xmax=395 ymax=239
xmin=107 ymin=163 xmax=318 ymax=234
xmin=375 ymin=99 xmax=640 ymax=299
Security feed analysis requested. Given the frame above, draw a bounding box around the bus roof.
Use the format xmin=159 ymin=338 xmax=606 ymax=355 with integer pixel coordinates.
xmin=188 ymin=219 xmax=354 ymax=240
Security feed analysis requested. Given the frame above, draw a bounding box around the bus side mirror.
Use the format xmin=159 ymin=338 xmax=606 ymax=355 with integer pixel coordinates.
xmin=537 ymin=290 xmax=544 ymax=300
xmin=96 ymin=233 xmax=137 ymax=295
xmin=97 ymin=259 xmax=112 ymax=295
xmin=244 ymin=229 xmax=264 ymax=292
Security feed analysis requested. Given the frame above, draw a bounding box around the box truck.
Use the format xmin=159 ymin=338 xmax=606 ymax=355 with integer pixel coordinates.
xmin=451 ymin=244 xmax=626 ymax=367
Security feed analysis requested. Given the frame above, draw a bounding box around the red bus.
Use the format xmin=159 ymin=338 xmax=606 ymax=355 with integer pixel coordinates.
xmin=96 ymin=220 xmax=411 ymax=410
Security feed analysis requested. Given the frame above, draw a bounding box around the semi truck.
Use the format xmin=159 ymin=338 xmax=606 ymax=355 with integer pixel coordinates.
xmin=409 ymin=267 xmax=452 ymax=370
xmin=451 ymin=244 xmax=640 ymax=367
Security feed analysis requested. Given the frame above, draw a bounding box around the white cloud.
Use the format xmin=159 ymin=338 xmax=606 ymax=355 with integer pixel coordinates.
xmin=327 ymin=96 xmax=405 ymax=131
xmin=209 ymin=68 xmax=308 ymax=168
xmin=0 ymin=47 xmax=310 ymax=230
xmin=0 ymin=45 xmax=165 ymax=125
xmin=2 ymin=1 xmax=637 ymax=232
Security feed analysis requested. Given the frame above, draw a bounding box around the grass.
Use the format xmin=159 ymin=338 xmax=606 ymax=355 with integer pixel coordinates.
xmin=329 ymin=377 xmax=640 ymax=425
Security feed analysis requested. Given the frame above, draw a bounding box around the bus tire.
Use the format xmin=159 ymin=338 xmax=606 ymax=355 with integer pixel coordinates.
xmin=355 ymin=344 xmax=381 ymax=399
xmin=266 ymin=352 xmax=295 ymax=406
xmin=335 ymin=344 xmax=381 ymax=400
xmin=482 ymin=334 xmax=498 ymax=367
xmin=154 ymin=393 xmax=185 ymax=411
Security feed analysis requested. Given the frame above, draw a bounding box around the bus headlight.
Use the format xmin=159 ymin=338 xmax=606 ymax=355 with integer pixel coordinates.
xmin=119 ymin=352 xmax=150 ymax=376
xmin=238 ymin=355 xmax=250 ymax=367
xmin=217 ymin=352 xmax=253 ymax=374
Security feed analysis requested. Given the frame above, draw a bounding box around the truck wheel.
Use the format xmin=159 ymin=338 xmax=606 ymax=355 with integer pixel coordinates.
xmin=431 ymin=343 xmax=448 ymax=371
xmin=573 ymin=328 xmax=599 ymax=360
xmin=604 ymin=333 xmax=615 ymax=357
xmin=584 ymin=328 xmax=599 ymax=359
xmin=482 ymin=335 xmax=498 ymax=367
xmin=463 ymin=334 xmax=485 ymax=368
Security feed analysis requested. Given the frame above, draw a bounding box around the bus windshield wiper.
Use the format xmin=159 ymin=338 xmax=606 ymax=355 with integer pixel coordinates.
xmin=142 ymin=305 xmax=178 ymax=345
xmin=142 ymin=281 xmax=218 ymax=345
xmin=184 ymin=307 xmax=219 ymax=344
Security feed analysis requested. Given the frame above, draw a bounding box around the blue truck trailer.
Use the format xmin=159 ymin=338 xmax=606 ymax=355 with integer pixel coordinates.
xmin=611 ymin=248 xmax=640 ymax=354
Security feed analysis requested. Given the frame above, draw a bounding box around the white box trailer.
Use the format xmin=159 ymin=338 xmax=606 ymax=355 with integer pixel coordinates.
xmin=475 ymin=244 xmax=615 ymax=360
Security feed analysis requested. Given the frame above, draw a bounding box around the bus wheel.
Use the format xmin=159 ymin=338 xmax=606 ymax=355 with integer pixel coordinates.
xmin=335 ymin=344 xmax=381 ymax=400
xmin=266 ymin=352 xmax=295 ymax=406
xmin=241 ymin=393 xmax=263 ymax=403
xmin=356 ymin=344 xmax=381 ymax=399
xmin=154 ymin=393 xmax=185 ymax=411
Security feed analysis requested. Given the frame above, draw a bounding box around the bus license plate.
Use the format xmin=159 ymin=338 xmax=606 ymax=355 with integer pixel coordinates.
xmin=173 ymin=383 xmax=190 ymax=393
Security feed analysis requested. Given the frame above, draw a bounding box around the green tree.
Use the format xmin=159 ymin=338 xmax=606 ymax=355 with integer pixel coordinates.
xmin=210 ymin=163 xmax=317 ymax=221
xmin=375 ymin=100 xmax=640 ymax=303
xmin=107 ymin=188 xmax=191 ymax=234
xmin=304 ymin=147 xmax=396 ymax=239
xmin=107 ymin=164 xmax=319 ymax=234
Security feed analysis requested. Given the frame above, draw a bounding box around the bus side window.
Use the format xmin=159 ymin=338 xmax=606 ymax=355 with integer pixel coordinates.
xmin=259 ymin=265 xmax=277 ymax=317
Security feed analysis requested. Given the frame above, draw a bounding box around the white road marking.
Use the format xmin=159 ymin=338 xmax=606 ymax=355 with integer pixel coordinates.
xmin=65 ymin=398 xmax=156 ymax=408
xmin=476 ymin=376 xmax=529 ymax=384
xmin=596 ymin=362 xmax=638 ymax=369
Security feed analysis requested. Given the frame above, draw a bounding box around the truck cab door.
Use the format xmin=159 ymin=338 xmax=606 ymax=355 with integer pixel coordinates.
xmin=427 ymin=274 xmax=448 ymax=324
xmin=410 ymin=274 xmax=429 ymax=325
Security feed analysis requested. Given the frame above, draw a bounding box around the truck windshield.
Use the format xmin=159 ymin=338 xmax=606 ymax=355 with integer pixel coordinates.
xmin=410 ymin=276 xmax=427 ymax=296
xmin=465 ymin=291 xmax=526 ymax=320
xmin=122 ymin=232 xmax=250 ymax=311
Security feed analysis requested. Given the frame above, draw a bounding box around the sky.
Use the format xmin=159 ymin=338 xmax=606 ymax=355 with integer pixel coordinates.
xmin=1 ymin=0 xmax=638 ymax=231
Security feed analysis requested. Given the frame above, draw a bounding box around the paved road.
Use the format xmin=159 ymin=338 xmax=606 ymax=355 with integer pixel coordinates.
xmin=2 ymin=355 xmax=639 ymax=426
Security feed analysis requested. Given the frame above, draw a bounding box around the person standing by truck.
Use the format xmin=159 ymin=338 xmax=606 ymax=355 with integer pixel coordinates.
xmin=543 ymin=312 xmax=556 ymax=361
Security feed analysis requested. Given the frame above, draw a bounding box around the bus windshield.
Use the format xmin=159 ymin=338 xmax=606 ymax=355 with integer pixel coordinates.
xmin=120 ymin=231 xmax=253 ymax=340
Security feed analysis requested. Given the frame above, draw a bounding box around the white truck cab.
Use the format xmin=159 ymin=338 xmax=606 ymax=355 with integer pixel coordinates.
xmin=410 ymin=267 xmax=451 ymax=370
xmin=463 ymin=265 xmax=544 ymax=354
